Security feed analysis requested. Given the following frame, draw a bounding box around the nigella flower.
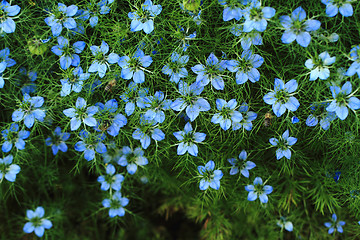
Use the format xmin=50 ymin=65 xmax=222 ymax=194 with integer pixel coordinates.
xmin=0 ymin=1 xmax=20 ymax=34
xmin=88 ymin=41 xmax=120 ymax=78
xmin=221 ymin=3 xmax=242 ymax=21
xmin=60 ymin=66 xmax=90 ymax=96
xmin=12 ymin=94 xmax=46 ymax=128
xmin=132 ymin=117 xmax=165 ymax=149
xmin=242 ymin=1 xmax=276 ymax=32
xmin=117 ymin=146 xmax=148 ymax=175
xmin=0 ymin=47 xmax=16 ymax=75
xmin=269 ymin=130 xmax=297 ymax=160
xmin=173 ymin=122 xmax=206 ymax=157
xmin=321 ymin=0 xmax=354 ymax=17
xmin=232 ymin=102 xmax=257 ymax=131
xmin=230 ymin=24 xmax=263 ymax=50
xmin=102 ymin=191 xmax=129 ymax=217
xmin=15 ymin=67 xmax=37 ymax=95
xmin=162 ymin=52 xmax=189 ymax=83
xmin=45 ymin=127 xmax=70 ymax=155
xmin=277 ymin=216 xmax=293 ymax=232
xmin=23 ymin=206 xmax=52 ymax=238
xmin=137 ymin=91 xmax=172 ymax=124
xmin=306 ymin=102 xmax=337 ymax=130
xmin=324 ymin=213 xmax=345 ymax=234
xmin=63 ymin=97 xmax=99 ymax=131
xmin=170 ymin=81 xmax=211 ymax=121
xmin=245 ymin=177 xmax=273 ymax=203
xmin=0 ymin=154 xmax=20 ymax=182
xmin=97 ymin=164 xmax=124 ymax=191
xmin=51 ymin=36 xmax=85 ymax=70
xmin=128 ymin=0 xmax=162 ymax=34
xmin=263 ymin=78 xmax=300 ymax=117
xmin=198 ymin=160 xmax=223 ymax=190
xmin=211 ymin=99 xmax=243 ymax=130
xmin=228 ymin=150 xmax=256 ymax=177
xmin=120 ymin=82 xmax=148 ymax=116
xmin=305 ymin=51 xmax=336 ymax=81
xmin=1 ymin=123 xmax=30 ymax=152
xmin=345 ymin=45 xmax=360 ymax=78
xmin=175 ymin=26 xmax=196 ymax=52
xmin=94 ymin=99 xmax=127 ymax=137
xmin=44 ymin=3 xmax=78 ymax=36
xmin=74 ymin=130 xmax=107 ymax=161
xmin=326 ymin=81 xmax=360 ymax=120
xmin=227 ymin=50 xmax=264 ymax=84
xmin=279 ymin=6 xmax=321 ymax=47
xmin=191 ymin=52 xmax=227 ymax=90
xmin=98 ymin=0 xmax=115 ymax=15
xmin=118 ymin=49 xmax=153 ymax=84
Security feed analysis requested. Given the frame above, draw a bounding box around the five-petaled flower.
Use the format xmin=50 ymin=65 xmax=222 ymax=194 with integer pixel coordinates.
xmin=88 ymin=41 xmax=120 ymax=78
xmin=23 ymin=206 xmax=53 ymax=238
xmin=269 ymin=129 xmax=297 ymax=160
xmin=45 ymin=126 xmax=70 ymax=155
xmin=305 ymin=51 xmax=336 ymax=81
xmin=162 ymin=52 xmax=189 ymax=83
xmin=102 ymin=191 xmax=129 ymax=217
xmin=228 ymin=150 xmax=256 ymax=177
xmin=117 ymin=146 xmax=149 ymax=175
xmin=128 ymin=0 xmax=162 ymax=34
xmin=345 ymin=45 xmax=360 ymax=78
xmin=324 ymin=213 xmax=345 ymax=234
xmin=0 ymin=0 xmax=20 ymax=34
xmin=211 ymin=99 xmax=243 ymax=130
xmin=74 ymin=130 xmax=107 ymax=161
xmin=1 ymin=123 xmax=30 ymax=153
xmin=242 ymin=1 xmax=276 ymax=32
xmin=51 ymin=36 xmax=86 ymax=70
xmin=0 ymin=154 xmax=20 ymax=182
xmin=245 ymin=177 xmax=273 ymax=203
xmin=198 ymin=160 xmax=223 ymax=190
xmin=44 ymin=3 xmax=78 ymax=36
xmin=173 ymin=122 xmax=206 ymax=157
xmin=97 ymin=164 xmax=124 ymax=191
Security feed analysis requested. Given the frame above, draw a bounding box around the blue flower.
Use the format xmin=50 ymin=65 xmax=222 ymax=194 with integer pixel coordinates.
xmin=269 ymin=130 xmax=297 ymax=160
xmin=279 ymin=6 xmax=321 ymax=47
xmin=326 ymin=81 xmax=360 ymax=120
xmin=162 ymin=52 xmax=189 ymax=83
xmin=63 ymin=97 xmax=99 ymax=131
xmin=222 ymin=5 xmax=242 ymax=21
xmin=306 ymin=102 xmax=337 ymax=130
xmin=277 ymin=216 xmax=293 ymax=232
xmin=232 ymin=102 xmax=257 ymax=131
xmin=291 ymin=116 xmax=300 ymax=124
xmin=324 ymin=213 xmax=345 ymax=234
xmin=16 ymin=67 xmax=37 ymax=95
xmin=211 ymin=99 xmax=243 ymax=130
xmin=171 ymin=81 xmax=211 ymax=121
xmin=60 ymin=66 xmax=90 ymax=96
xmin=242 ymin=1 xmax=276 ymax=32
xmin=94 ymin=99 xmax=127 ymax=137
xmin=173 ymin=122 xmax=206 ymax=157
xmin=0 ymin=1 xmax=20 ymax=34
xmin=245 ymin=177 xmax=273 ymax=203
xmin=44 ymin=3 xmax=78 ymax=36
xmin=128 ymin=0 xmax=162 ymax=34
xmin=227 ymin=50 xmax=264 ymax=84
xmin=191 ymin=52 xmax=227 ymax=90
xmin=88 ymin=41 xmax=120 ymax=78
xmin=0 ymin=154 xmax=20 ymax=182
xmin=138 ymin=91 xmax=172 ymax=124
xmin=74 ymin=130 xmax=107 ymax=161
xmin=98 ymin=0 xmax=115 ymax=15
xmin=97 ymin=164 xmax=124 ymax=191
xmin=51 ymin=36 xmax=86 ymax=70
xmin=1 ymin=123 xmax=30 ymax=152
xmin=345 ymin=45 xmax=360 ymax=78
xmin=120 ymin=82 xmax=149 ymax=116
xmin=305 ymin=51 xmax=336 ymax=81
xmin=230 ymin=25 xmax=263 ymax=50
xmin=198 ymin=160 xmax=223 ymax=190
xmin=263 ymin=78 xmax=300 ymax=117
xmin=45 ymin=127 xmax=70 ymax=155
xmin=102 ymin=191 xmax=129 ymax=217
xmin=132 ymin=116 xmax=165 ymax=149
xmin=12 ymin=93 xmax=46 ymax=128
xmin=228 ymin=150 xmax=256 ymax=177
xmin=176 ymin=27 xmax=196 ymax=52
xmin=117 ymin=147 xmax=148 ymax=175
xmin=118 ymin=49 xmax=153 ymax=84
xmin=321 ymin=0 xmax=353 ymax=17
xmin=0 ymin=47 xmax=16 ymax=76
xmin=23 ymin=206 xmax=52 ymax=238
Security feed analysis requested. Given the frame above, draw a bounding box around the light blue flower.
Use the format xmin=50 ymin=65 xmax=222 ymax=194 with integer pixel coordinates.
xmin=245 ymin=177 xmax=273 ymax=203
xmin=228 ymin=150 xmax=256 ymax=177
xmin=138 ymin=91 xmax=172 ymax=124
xmin=277 ymin=216 xmax=293 ymax=232
xmin=279 ymin=6 xmax=321 ymax=47
xmin=324 ymin=213 xmax=345 ymax=234
xmin=0 ymin=154 xmax=20 ymax=182
xmin=345 ymin=45 xmax=360 ymax=78
xmin=269 ymin=130 xmax=297 ymax=160
xmin=102 ymin=191 xmax=129 ymax=217
xmin=60 ymin=66 xmax=90 ymax=96
xmin=230 ymin=25 xmax=263 ymax=50
xmin=242 ymin=1 xmax=276 ymax=32
xmin=44 ymin=3 xmax=78 ymax=36
xmin=88 ymin=41 xmax=119 ymax=78
xmin=173 ymin=122 xmax=206 ymax=157
xmin=306 ymin=102 xmax=337 ymax=130
xmin=232 ymin=102 xmax=257 ymax=131
xmin=211 ymin=99 xmax=243 ymax=130
xmin=117 ymin=147 xmax=148 ymax=175
xmin=321 ymin=0 xmax=354 ymax=17
xmin=74 ymin=130 xmax=107 ymax=161
xmin=23 ymin=206 xmax=52 ymax=237
xmin=326 ymin=81 xmax=360 ymax=120
xmin=162 ymin=52 xmax=189 ymax=83
xmin=12 ymin=93 xmax=46 ymax=128
xmin=97 ymin=164 xmax=124 ymax=191
xmin=16 ymin=67 xmax=37 ymax=95
xmin=128 ymin=0 xmax=162 ymax=34
xmin=45 ymin=127 xmax=70 ymax=155
xmin=198 ymin=160 xmax=223 ymax=190
xmin=120 ymin=82 xmax=149 ymax=116
xmin=263 ymin=78 xmax=300 ymax=117
xmin=132 ymin=124 xmax=165 ymax=150
xmin=305 ymin=51 xmax=336 ymax=81
xmin=0 ymin=1 xmax=20 ymax=34
xmin=0 ymin=48 xmax=16 ymax=78
xmin=51 ymin=36 xmax=85 ymax=70
xmin=1 ymin=123 xmax=30 ymax=152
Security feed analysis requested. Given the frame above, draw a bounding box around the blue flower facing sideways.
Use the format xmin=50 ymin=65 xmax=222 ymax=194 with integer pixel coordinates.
xmin=198 ymin=160 xmax=223 ymax=190
xmin=97 ymin=164 xmax=124 ymax=191
xmin=263 ymin=78 xmax=300 ymax=117
xmin=173 ymin=122 xmax=206 ymax=157
xmin=269 ymin=130 xmax=297 ymax=160
xmin=228 ymin=150 xmax=256 ymax=177
xmin=88 ymin=41 xmax=120 ymax=78
xmin=277 ymin=216 xmax=293 ymax=232
xmin=45 ymin=127 xmax=70 ymax=155
xmin=279 ymin=6 xmax=321 ymax=47
xmin=0 ymin=1 xmax=20 ymax=34
xmin=245 ymin=177 xmax=273 ymax=203
xmin=0 ymin=154 xmax=20 ymax=182
xmin=324 ymin=213 xmax=345 ymax=234
xmin=1 ymin=123 xmax=30 ymax=153
xmin=51 ymin=36 xmax=86 ymax=70
xmin=128 ymin=0 xmax=162 ymax=34
xmin=23 ymin=206 xmax=52 ymax=238
xmin=211 ymin=99 xmax=243 ymax=130
xmin=102 ymin=191 xmax=129 ymax=217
